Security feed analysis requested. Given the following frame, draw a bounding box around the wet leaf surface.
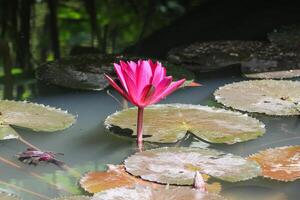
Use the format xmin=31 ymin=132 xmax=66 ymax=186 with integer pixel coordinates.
xmin=0 ymin=125 xmax=19 ymax=140
xmin=92 ymin=185 xmax=225 ymax=200
xmin=248 ymin=146 xmax=300 ymax=181
xmin=125 ymin=147 xmax=261 ymax=184
xmin=214 ymin=80 xmax=300 ymax=115
xmin=79 ymin=165 xmax=159 ymax=194
xmin=0 ymin=100 xmax=76 ymax=133
xmin=105 ymin=104 xmax=265 ymax=144
xmin=80 ymin=165 xmax=222 ymax=194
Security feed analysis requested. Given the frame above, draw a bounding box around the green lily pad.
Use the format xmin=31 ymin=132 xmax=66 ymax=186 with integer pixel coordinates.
xmin=92 ymin=185 xmax=225 ymax=200
xmin=52 ymin=196 xmax=90 ymax=200
xmin=0 ymin=190 xmax=21 ymax=200
xmin=0 ymin=100 xmax=76 ymax=140
xmin=214 ymin=80 xmax=300 ymax=115
xmin=0 ymin=125 xmax=19 ymax=140
xmin=124 ymin=147 xmax=261 ymax=184
xmin=105 ymin=104 xmax=265 ymax=144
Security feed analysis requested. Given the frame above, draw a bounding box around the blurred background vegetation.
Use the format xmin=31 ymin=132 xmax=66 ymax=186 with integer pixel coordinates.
xmin=0 ymin=0 xmax=203 ymax=99
xmin=0 ymin=0 xmax=202 ymax=72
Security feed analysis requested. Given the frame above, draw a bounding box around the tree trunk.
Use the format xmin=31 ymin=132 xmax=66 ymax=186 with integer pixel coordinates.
xmin=84 ymin=0 xmax=100 ymax=47
xmin=17 ymin=0 xmax=32 ymax=72
xmin=0 ymin=40 xmax=13 ymax=99
xmin=47 ymin=0 xmax=60 ymax=59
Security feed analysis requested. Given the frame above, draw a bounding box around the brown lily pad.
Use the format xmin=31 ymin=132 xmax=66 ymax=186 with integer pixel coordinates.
xmin=80 ymin=165 xmax=221 ymax=194
xmin=214 ymin=80 xmax=300 ymax=115
xmin=125 ymin=147 xmax=261 ymax=184
xmin=92 ymin=185 xmax=225 ymax=200
xmin=79 ymin=165 xmax=160 ymax=194
xmin=248 ymin=146 xmax=300 ymax=181
xmin=105 ymin=104 xmax=265 ymax=144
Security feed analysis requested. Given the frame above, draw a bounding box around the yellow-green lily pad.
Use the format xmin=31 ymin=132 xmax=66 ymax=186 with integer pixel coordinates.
xmin=92 ymin=185 xmax=225 ymax=200
xmin=105 ymin=104 xmax=265 ymax=144
xmin=124 ymin=147 xmax=261 ymax=184
xmin=214 ymin=80 xmax=300 ymax=115
xmin=0 ymin=100 xmax=76 ymax=140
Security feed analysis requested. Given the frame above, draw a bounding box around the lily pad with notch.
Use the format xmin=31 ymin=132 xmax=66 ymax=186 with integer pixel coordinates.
xmin=79 ymin=165 xmax=221 ymax=194
xmin=214 ymin=80 xmax=300 ymax=115
xmin=0 ymin=100 xmax=76 ymax=141
xmin=124 ymin=147 xmax=262 ymax=184
xmin=105 ymin=104 xmax=265 ymax=144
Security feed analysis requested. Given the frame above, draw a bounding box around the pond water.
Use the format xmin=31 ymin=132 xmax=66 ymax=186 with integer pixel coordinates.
xmin=0 ymin=69 xmax=300 ymax=200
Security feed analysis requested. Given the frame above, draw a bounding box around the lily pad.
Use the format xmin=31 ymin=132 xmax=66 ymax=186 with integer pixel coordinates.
xmin=243 ymin=69 xmax=300 ymax=79
xmin=80 ymin=165 xmax=221 ymax=194
xmin=0 ymin=190 xmax=21 ymax=200
xmin=248 ymin=146 xmax=300 ymax=181
xmin=79 ymin=165 xmax=159 ymax=194
xmin=124 ymin=147 xmax=261 ymax=184
xmin=214 ymin=80 xmax=300 ymax=115
xmin=92 ymin=185 xmax=225 ymax=200
xmin=105 ymin=104 xmax=265 ymax=144
xmin=0 ymin=100 xmax=75 ymax=141
xmin=0 ymin=125 xmax=19 ymax=140
xmin=52 ymin=196 xmax=90 ymax=200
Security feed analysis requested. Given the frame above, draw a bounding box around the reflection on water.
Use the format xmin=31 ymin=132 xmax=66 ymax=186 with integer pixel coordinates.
xmin=0 ymin=71 xmax=299 ymax=199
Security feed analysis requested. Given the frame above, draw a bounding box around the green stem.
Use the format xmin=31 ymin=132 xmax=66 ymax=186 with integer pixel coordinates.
xmin=137 ymin=107 xmax=144 ymax=151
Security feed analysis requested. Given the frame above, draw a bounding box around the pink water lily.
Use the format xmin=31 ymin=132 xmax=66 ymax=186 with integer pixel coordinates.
xmin=105 ymin=60 xmax=185 ymax=150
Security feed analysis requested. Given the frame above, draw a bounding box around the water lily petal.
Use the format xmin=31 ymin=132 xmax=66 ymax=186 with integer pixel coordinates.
xmin=114 ymin=63 xmax=128 ymax=92
xmin=136 ymin=60 xmax=152 ymax=96
xmin=140 ymin=84 xmax=156 ymax=107
xmin=152 ymin=79 xmax=185 ymax=104
xmin=152 ymin=62 xmax=166 ymax=87
xmin=104 ymin=74 xmax=133 ymax=103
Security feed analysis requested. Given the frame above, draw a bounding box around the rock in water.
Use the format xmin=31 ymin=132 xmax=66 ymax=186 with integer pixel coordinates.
xmin=37 ymin=54 xmax=195 ymax=90
xmin=241 ymin=45 xmax=300 ymax=79
xmin=167 ymin=41 xmax=265 ymax=72
xmin=36 ymin=54 xmax=120 ymax=90
xmin=268 ymin=24 xmax=300 ymax=51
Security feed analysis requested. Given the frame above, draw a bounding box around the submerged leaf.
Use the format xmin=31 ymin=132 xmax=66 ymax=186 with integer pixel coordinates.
xmin=105 ymin=104 xmax=265 ymax=144
xmin=214 ymin=80 xmax=300 ymax=115
xmin=92 ymin=185 xmax=225 ymax=200
xmin=248 ymin=146 xmax=300 ymax=181
xmin=0 ymin=125 xmax=19 ymax=140
xmin=0 ymin=190 xmax=21 ymax=200
xmin=223 ymin=186 xmax=287 ymax=200
xmin=52 ymin=196 xmax=90 ymax=200
xmin=125 ymin=147 xmax=261 ymax=184
xmin=0 ymin=100 xmax=76 ymax=132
